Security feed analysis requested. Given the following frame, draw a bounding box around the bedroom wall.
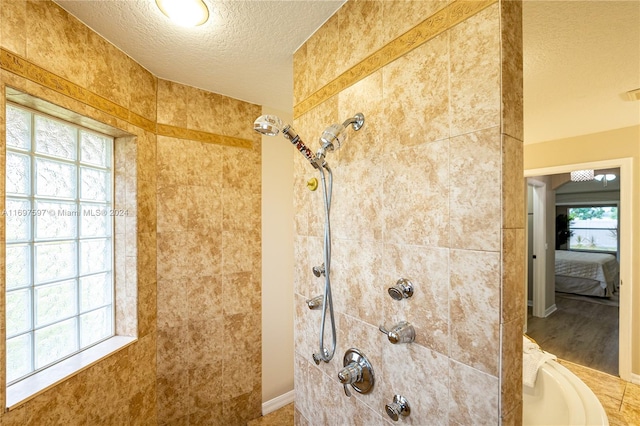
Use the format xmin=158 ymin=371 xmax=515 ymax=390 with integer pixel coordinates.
xmin=524 ymin=124 xmax=640 ymax=375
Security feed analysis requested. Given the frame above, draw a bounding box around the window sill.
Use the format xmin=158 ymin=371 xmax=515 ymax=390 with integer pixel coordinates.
xmin=6 ymin=336 xmax=136 ymax=410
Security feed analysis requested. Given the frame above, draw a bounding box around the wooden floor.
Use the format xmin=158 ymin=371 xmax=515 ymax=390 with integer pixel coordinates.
xmin=527 ymin=293 xmax=619 ymax=376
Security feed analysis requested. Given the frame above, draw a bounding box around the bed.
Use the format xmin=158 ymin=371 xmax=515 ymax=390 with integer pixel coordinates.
xmin=555 ymin=250 xmax=620 ymax=297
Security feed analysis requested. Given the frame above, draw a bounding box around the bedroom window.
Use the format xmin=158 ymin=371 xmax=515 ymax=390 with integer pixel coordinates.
xmin=567 ymin=206 xmax=618 ymax=253
xmin=5 ymin=103 xmax=114 ymax=385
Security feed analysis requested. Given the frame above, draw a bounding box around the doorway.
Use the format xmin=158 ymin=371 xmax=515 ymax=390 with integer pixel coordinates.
xmin=524 ymin=158 xmax=632 ymax=381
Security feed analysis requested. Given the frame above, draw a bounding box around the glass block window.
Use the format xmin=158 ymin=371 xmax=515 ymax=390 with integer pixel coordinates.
xmin=5 ymin=104 xmax=114 ymax=384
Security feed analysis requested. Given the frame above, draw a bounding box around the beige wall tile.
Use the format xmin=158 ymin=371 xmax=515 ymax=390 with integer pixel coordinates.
xmin=450 ymin=249 xmax=500 ymax=376
xmin=383 ymin=140 xmax=450 ymax=247
xmin=502 ymin=228 xmax=525 ymax=323
xmin=1 ymin=0 xmax=27 ymax=56
xmin=337 ymin=0 xmax=385 ymax=75
xmin=383 ymin=244 xmax=450 ymax=355
xmin=449 ymin=127 xmax=501 ymax=251
xmin=501 ymin=318 xmax=523 ymax=416
xmin=382 ymin=0 xmax=451 ymax=44
xmin=25 ymin=1 xmax=89 ymax=88
xmin=382 ymin=33 xmax=450 ymax=147
xmin=450 ymin=4 xmax=501 ymax=137
xmin=500 ymin=0 xmax=524 ymax=142
xmin=293 ymin=43 xmax=309 ymax=105
xmin=157 ymin=79 xmax=188 ymax=127
xmin=304 ymin=13 xmax=340 ymax=94
xmin=85 ymin=30 xmax=130 ymax=109
xmin=186 ymin=85 xmax=225 ymax=135
xmin=502 ymin=134 xmax=525 ymax=229
xmin=382 ymin=343 xmax=450 ymax=425
xmin=449 ymin=360 xmax=499 ymax=424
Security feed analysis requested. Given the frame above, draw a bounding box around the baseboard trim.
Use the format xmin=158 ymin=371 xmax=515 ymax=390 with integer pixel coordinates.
xmin=262 ymin=390 xmax=295 ymax=416
xmin=544 ymin=304 xmax=557 ymax=317
xmin=631 ymin=373 xmax=640 ymax=385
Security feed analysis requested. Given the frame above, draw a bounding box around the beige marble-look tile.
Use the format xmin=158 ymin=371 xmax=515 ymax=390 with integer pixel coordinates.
xmin=224 ymin=97 xmax=261 ymax=140
xmin=336 ymin=0 xmax=385 ymax=75
xmin=501 ymin=318 xmax=523 ymax=416
xmin=449 ymin=249 xmax=501 ymax=376
xmin=186 ymin=85 xmax=225 ymax=135
xmin=187 ymin=229 xmax=222 ymax=277
xmin=157 ymin=278 xmax=188 ymax=329
xmin=157 ymin=79 xmax=188 ymax=127
xmin=449 ymin=126 xmax=501 ymax=252
xmin=293 ymin=293 xmax=320 ymax=361
xmin=156 ymin=184 xmax=189 ymax=233
xmin=157 ymin=368 xmax=189 ymax=425
xmin=222 ymin=387 xmax=262 ymax=426
xmin=383 ymin=139 xmax=449 ymax=247
xmin=336 ymin=70 xmax=384 ymax=163
xmin=156 ymin=136 xmax=190 ymax=185
xmin=223 ymin=145 xmax=261 ymax=194
xmin=293 ymin=355 xmax=311 ymax=422
xmin=449 ymin=4 xmax=501 ymax=137
xmin=382 ymin=0 xmax=451 ymax=44
xmin=222 ymin=271 xmax=260 ymax=317
xmin=85 ymin=30 xmax=129 ymax=109
xmin=292 ymin=235 xmax=322 ymax=299
xmin=502 ymin=134 xmax=524 ymax=229
xmin=181 ymin=139 xmax=221 ymax=185
xmin=449 ymin=360 xmax=499 ymax=424
xmin=188 ymin=184 xmax=223 ymax=232
xmin=382 ymin=32 xmax=449 ymax=148
xmin=303 ymin=13 xmax=340 ymax=95
xmin=381 ymin=343 xmax=450 ymax=425
xmin=502 ymin=228 xmax=525 ymax=323
xmin=382 ymin=244 xmax=450 ymax=355
xmin=501 ymin=401 xmax=523 ymax=426
xmin=331 ymin=156 xmax=384 ymax=242
xmin=222 ymin=229 xmax=257 ymax=274
xmin=293 ymin=43 xmax=309 ymax=105
xmin=188 ymin=317 xmax=225 ymax=370
xmin=128 ymin=60 xmax=157 ymax=122
xmin=222 ymin=313 xmax=261 ymax=398
xmin=330 ymin=239 xmax=384 ymax=326
xmin=1 ymin=0 xmax=27 ymax=56
xmin=25 ymin=1 xmax=89 ymax=88
xmin=500 ymin=0 xmax=524 ymax=142
xmin=187 ymin=362 xmax=224 ymax=423
xmin=222 ymin=186 xmax=258 ymax=232
xmin=136 ymin=130 xmax=157 ymax=184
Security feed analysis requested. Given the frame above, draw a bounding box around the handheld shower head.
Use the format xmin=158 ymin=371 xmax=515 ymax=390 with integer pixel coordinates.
xmin=318 ymin=113 xmax=365 ymax=154
xmin=254 ymin=114 xmax=283 ymax=136
xmin=253 ymin=114 xmax=321 ymax=168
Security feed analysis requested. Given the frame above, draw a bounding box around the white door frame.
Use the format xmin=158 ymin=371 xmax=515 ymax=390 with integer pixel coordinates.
xmin=525 ymin=157 xmax=633 ymax=381
xmin=526 ymin=178 xmax=548 ymax=319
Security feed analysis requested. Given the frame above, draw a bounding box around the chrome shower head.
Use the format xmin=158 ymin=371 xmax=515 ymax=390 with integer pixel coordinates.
xmin=318 ymin=113 xmax=365 ymax=154
xmin=253 ymin=114 xmax=320 ymax=168
xmin=254 ymin=114 xmax=283 ymax=136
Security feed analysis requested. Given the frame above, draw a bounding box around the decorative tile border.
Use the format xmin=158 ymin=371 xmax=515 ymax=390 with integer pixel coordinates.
xmin=157 ymin=123 xmax=253 ymax=149
xmin=293 ymin=0 xmax=497 ymax=118
xmin=1 ymin=48 xmax=254 ymax=149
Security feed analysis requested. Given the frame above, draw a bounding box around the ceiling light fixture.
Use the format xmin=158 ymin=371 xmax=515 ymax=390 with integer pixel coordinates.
xmin=594 ymin=173 xmax=616 ymax=187
xmin=155 ymin=0 xmax=209 ymax=27
xmin=570 ymin=169 xmax=594 ymax=182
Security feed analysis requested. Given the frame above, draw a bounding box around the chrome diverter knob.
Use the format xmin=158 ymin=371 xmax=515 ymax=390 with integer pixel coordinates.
xmin=337 ymin=348 xmax=374 ymax=397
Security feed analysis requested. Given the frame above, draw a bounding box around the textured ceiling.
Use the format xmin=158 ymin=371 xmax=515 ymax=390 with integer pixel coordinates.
xmin=54 ymin=0 xmax=640 ymax=144
xmin=523 ymin=0 xmax=640 ymax=144
xmin=54 ymin=0 xmax=344 ymax=113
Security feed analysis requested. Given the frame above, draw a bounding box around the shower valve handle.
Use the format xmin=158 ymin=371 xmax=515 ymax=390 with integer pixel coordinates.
xmin=379 ymin=321 xmax=415 ymax=344
xmin=337 ymin=349 xmax=374 ymax=398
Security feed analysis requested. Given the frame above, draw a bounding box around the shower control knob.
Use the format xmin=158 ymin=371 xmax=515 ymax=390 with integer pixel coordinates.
xmin=388 ymin=278 xmax=414 ymax=300
xmin=386 ymin=395 xmax=411 ymax=421
xmin=337 ymin=348 xmax=374 ymax=397
xmin=312 ymin=263 xmax=325 ymax=277
xmin=379 ymin=321 xmax=415 ymax=344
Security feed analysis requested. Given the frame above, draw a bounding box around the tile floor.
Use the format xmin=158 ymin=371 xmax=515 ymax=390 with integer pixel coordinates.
xmin=559 ymin=359 xmax=640 ymax=425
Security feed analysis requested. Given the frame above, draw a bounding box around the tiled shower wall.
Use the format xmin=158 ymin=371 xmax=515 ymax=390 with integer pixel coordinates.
xmin=292 ymin=1 xmax=524 ymax=424
xmin=155 ymin=80 xmax=262 ymax=425
xmin=0 ymin=1 xmax=262 ymax=425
